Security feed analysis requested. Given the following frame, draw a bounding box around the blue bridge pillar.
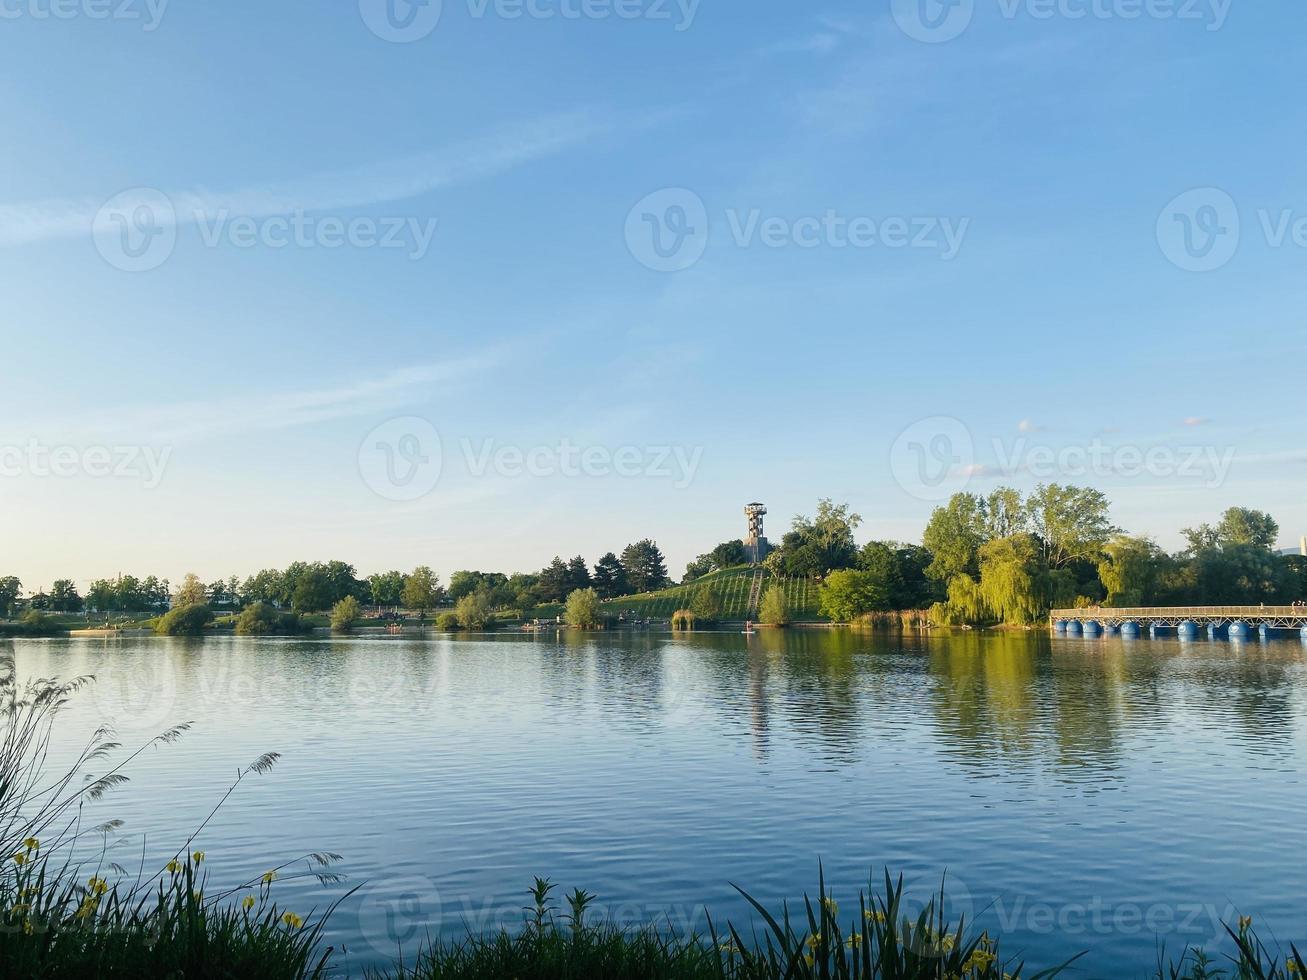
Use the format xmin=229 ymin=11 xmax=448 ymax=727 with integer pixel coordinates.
xmin=1121 ymin=621 xmax=1140 ymax=638
xmin=1177 ymin=621 xmax=1198 ymax=640
xmin=1229 ymin=621 xmax=1251 ymax=641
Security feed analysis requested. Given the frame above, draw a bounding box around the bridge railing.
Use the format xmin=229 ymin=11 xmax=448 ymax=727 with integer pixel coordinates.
xmin=1050 ymin=606 xmax=1307 ymax=621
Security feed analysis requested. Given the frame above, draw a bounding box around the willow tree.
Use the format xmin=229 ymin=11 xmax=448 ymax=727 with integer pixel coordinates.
xmin=978 ymin=534 xmax=1046 ymax=626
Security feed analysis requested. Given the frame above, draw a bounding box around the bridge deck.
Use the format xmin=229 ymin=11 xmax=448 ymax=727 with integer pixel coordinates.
xmin=1051 ymin=606 xmax=1307 ymax=628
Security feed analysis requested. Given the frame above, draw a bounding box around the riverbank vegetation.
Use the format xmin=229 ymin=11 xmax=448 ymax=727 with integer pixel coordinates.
xmin=4 ymin=492 xmax=1304 ymax=633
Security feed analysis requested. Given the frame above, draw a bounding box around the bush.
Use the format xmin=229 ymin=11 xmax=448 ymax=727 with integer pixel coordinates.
xmin=155 ymin=603 xmax=214 ymax=636
xmin=329 ymin=596 xmax=361 ymax=632
xmin=670 ymin=609 xmax=695 ymax=631
xmin=455 ymin=592 xmax=491 ymax=631
xmin=564 ymin=588 xmax=602 ymax=629
xmin=0 ymin=611 xmax=66 ymax=637
xmin=758 ymin=584 xmax=789 ymax=626
xmin=435 ymin=611 xmax=459 ymax=631
xmin=235 ymin=602 xmax=308 ymax=636
xmin=690 ymin=586 xmax=722 ymax=622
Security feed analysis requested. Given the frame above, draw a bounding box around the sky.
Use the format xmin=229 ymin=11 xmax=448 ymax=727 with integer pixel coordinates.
xmin=1 ymin=0 xmax=1305 ymax=591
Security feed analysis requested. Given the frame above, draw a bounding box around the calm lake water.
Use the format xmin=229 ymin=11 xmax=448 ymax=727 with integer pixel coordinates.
xmin=9 ymin=630 xmax=1307 ymax=977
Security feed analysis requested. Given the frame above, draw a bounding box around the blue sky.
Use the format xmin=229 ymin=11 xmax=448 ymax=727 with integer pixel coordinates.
xmin=1 ymin=0 xmax=1304 ymax=589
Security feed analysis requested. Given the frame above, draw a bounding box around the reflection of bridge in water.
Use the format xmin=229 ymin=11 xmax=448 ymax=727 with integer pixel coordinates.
xmin=1051 ymin=606 xmax=1307 ymax=640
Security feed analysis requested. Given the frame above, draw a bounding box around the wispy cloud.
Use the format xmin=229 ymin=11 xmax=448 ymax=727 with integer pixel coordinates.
xmin=8 ymin=349 xmax=511 ymax=445
xmin=1182 ymin=416 xmax=1211 ymax=427
xmin=0 ymin=110 xmax=605 ymax=247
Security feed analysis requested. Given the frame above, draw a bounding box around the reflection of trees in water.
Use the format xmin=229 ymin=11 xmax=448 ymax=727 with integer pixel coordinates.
xmin=454 ymin=629 xmax=1303 ymax=776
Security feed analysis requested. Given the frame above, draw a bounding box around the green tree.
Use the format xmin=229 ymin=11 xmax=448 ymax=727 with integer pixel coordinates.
xmin=155 ymin=603 xmax=213 ymax=636
xmin=690 ymin=585 xmax=723 ymax=622
xmin=978 ymin=533 xmax=1046 ymax=626
xmin=87 ymin=579 xmax=115 ymax=613
xmin=564 ymin=587 xmax=602 ymax=628
xmin=49 ymin=579 xmax=82 ymax=613
xmin=1185 ymin=507 xmax=1280 ymax=552
xmin=436 ymin=611 xmax=460 ymax=631
xmin=922 ymin=493 xmax=987 ymax=582
xmin=455 ymin=591 xmax=491 ymax=630
xmin=818 ymin=569 xmax=890 ymax=622
xmin=235 ymin=601 xmax=305 ymax=636
xmin=592 ymin=553 xmax=628 ymax=598
xmin=758 ymin=584 xmax=790 ymax=626
xmin=1025 ymin=484 xmax=1116 ymax=569
xmin=777 ymin=499 xmax=863 ymax=575
xmin=565 ymin=556 xmax=592 ymax=592
xmin=330 ymin=595 xmax=361 ymax=631
xmin=0 ymin=577 xmax=21 ymax=617
xmin=1097 ymin=536 xmax=1164 ymax=607
xmin=620 ymin=540 xmax=669 ymax=594
xmin=402 ymin=566 xmax=442 ymax=615
xmin=985 ymin=487 xmax=1028 ymax=539
xmin=537 ymin=558 xmax=571 ymax=602
xmin=291 ymin=568 xmax=333 ymax=614
xmin=368 ymin=570 xmax=406 ymax=606
xmin=175 ymin=572 xmax=208 ymax=608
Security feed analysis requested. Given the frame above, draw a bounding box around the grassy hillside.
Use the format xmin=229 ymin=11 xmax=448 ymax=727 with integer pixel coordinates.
xmin=531 ymin=566 xmax=824 ymax=623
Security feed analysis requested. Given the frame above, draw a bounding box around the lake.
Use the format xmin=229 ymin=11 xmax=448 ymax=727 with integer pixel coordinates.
xmin=8 ymin=629 xmax=1307 ymax=977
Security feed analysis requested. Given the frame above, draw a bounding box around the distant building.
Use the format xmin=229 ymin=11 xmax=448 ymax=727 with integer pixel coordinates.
xmin=744 ymin=503 xmax=770 ymax=564
xmin=1301 ymin=536 xmax=1307 ymax=557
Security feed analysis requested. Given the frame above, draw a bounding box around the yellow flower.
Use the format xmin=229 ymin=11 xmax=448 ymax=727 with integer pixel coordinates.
xmin=87 ymin=876 xmax=108 ymax=896
xmin=262 ymin=870 xmax=278 ymax=884
xmin=22 ymin=838 xmax=39 ymax=852
xmin=822 ymin=897 xmax=839 ymax=918
xmin=166 ymin=859 xmax=181 ymax=874
xmin=12 ymin=853 xmax=27 ymax=866
xmin=192 ymin=851 xmax=205 ymax=864
xmin=803 ymin=953 xmax=814 ymax=967
xmin=1288 ymin=962 xmax=1300 ymax=976
xmin=846 ymin=933 xmax=863 ymax=948
xmin=864 ymin=909 xmax=886 ymax=924
xmin=281 ymin=911 xmax=303 ymax=929
xmin=965 ymin=948 xmax=997 ymax=972
xmin=242 ymin=895 xmax=256 ymax=911
xmin=22 ymin=919 xmax=34 ymax=936
xmin=1239 ymin=915 xmax=1253 ymax=932
xmin=806 ymin=932 xmax=823 ymax=949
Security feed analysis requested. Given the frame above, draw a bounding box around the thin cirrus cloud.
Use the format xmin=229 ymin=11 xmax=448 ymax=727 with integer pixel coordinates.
xmin=8 ymin=350 xmax=510 ymax=446
xmin=0 ymin=110 xmax=606 ymax=248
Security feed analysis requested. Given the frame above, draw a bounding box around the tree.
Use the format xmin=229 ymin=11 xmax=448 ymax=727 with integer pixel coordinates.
xmin=710 ymin=539 xmax=748 ymax=569
xmin=235 ymin=602 xmax=306 ymax=636
xmin=818 ymin=569 xmax=890 ymax=622
xmin=985 ymin=487 xmax=1028 ymax=539
xmin=369 ymin=570 xmax=406 ymax=607
xmin=291 ymin=568 xmax=333 ymax=614
xmin=0 ymin=577 xmax=20 ymax=617
xmin=620 ymin=540 xmax=669 ymax=594
xmin=455 ymin=591 xmax=491 ymax=630
xmin=537 ymin=558 xmax=571 ymax=603
xmin=240 ymin=569 xmax=284 ymax=607
xmin=1185 ymin=507 xmax=1280 ymax=553
xmin=777 ymin=500 xmax=863 ymax=575
xmin=50 ymin=579 xmax=82 ymax=613
xmin=978 ymin=534 xmax=1046 ymax=626
xmin=402 ymin=566 xmax=442 ymax=615
xmin=87 ymin=579 xmax=115 ymax=613
xmin=155 ymin=603 xmax=213 ymax=636
xmin=758 ymin=584 xmax=789 ymax=626
xmin=683 ymin=555 xmax=714 ymax=582
xmin=922 ymin=493 xmax=987 ymax=582
xmin=566 ymin=556 xmax=592 ymax=593
xmin=1025 ymin=484 xmax=1116 ymax=569
xmin=1097 ymin=536 xmax=1164 ymax=607
xmin=175 ymin=573 xmax=208 ymax=608
xmin=857 ymin=542 xmax=907 ymax=607
xmin=331 ymin=595 xmax=361 ymax=631
xmin=690 ymin=585 xmax=723 ymax=622
xmin=593 ymin=553 xmax=628 ymax=598
xmin=564 ymin=588 xmax=602 ymax=628
xmin=447 ymin=571 xmax=483 ymax=602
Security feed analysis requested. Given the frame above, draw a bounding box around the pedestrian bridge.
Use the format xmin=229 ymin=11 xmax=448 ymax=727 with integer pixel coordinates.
xmin=1050 ymin=606 xmax=1307 ymax=640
